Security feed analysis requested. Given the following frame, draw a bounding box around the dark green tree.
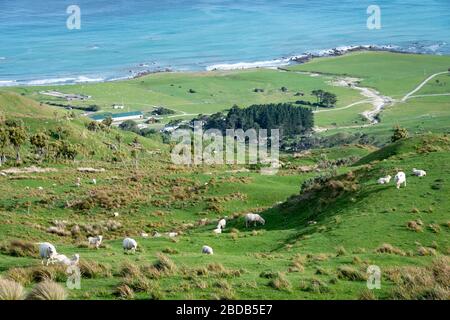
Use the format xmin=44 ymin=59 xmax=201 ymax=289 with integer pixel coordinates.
xmin=391 ymin=125 xmax=409 ymax=142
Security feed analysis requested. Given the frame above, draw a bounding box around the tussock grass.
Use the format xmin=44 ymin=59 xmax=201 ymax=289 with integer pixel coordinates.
xmin=0 ymin=240 xmax=37 ymax=257
xmin=153 ymin=253 xmax=177 ymax=274
xmin=162 ymin=247 xmax=179 ymax=254
xmin=114 ymin=284 xmax=134 ymax=300
xmin=79 ymin=260 xmax=112 ymax=278
xmin=26 ymin=281 xmax=67 ymax=300
xmin=0 ymin=279 xmax=25 ymax=300
xmin=407 ymin=220 xmax=423 ymax=232
xmin=337 ymin=265 xmax=367 ymax=281
xmin=336 ymin=246 xmax=347 ymax=256
xmin=375 ymin=243 xmax=406 ymax=256
xmin=6 ymin=267 xmax=33 ymax=286
xmin=428 ymin=223 xmax=441 ymax=233
xmin=358 ymin=289 xmax=377 ymax=300
xmin=299 ymin=278 xmax=330 ymax=293
xmin=417 ymin=246 xmax=437 ymax=256
xmin=268 ymin=273 xmax=292 ymax=292
xmin=119 ymin=261 xmax=142 ymax=278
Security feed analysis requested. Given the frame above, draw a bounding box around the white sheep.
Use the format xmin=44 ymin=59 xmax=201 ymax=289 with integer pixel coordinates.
xmin=92 ymin=178 xmax=97 ymax=185
xmin=54 ymin=253 xmax=80 ymax=266
xmin=141 ymin=232 xmax=149 ymax=238
xmin=168 ymin=232 xmax=178 ymax=238
xmin=412 ymin=168 xmax=426 ymax=177
xmin=217 ymin=218 xmax=226 ymax=230
xmin=113 ymin=212 xmax=119 ymax=217
xmin=75 ymin=177 xmax=81 ymax=187
xmin=38 ymin=242 xmax=58 ymax=266
xmin=394 ymin=172 xmax=407 ymax=189
xmin=123 ymin=237 xmax=138 ymax=253
xmin=212 ymin=228 xmax=222 ymax=234
xmin=377 ymin=175 xmax=392 ymax=185
xmin=87 ymin=235 xmax=103 ymax=249
xmin=245 ymin=213 xmax=265 ymax=228
xmin=202 ymin=245 xmax=214 ymax=255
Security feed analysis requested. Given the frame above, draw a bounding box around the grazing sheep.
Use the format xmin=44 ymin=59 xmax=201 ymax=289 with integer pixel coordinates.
xmin=394 ymin=172 xmax=407 ymax=189
xmin=168 ymin=232 xmax=178 ymax=238
xmin=377 ymin=175 xmax=392 ymax=184
xmin=54 ymin=253 xmax=80 ymax=266
xmin=87 ymin=235 xmax=103 ymax=249
xmin=412 ymin=168 xmax=426 ymax=177
xmin=92 ymin=178 xmax=97 ymax=185
xmin=245 ymin=213 xmax=265 ymax=228
xmin=38 ymin=242 xmax=58 ymax=266
xmin=212 ymin=228 xmax=222 ymax=234
xmin=113 ymin=212 xmax=119 ymax=217
xmin=202 ymin=245 xmax=214 ymax=255
xmin=141 ymin=232 xmax=149 ymax=238
xmin=123 ymin=238 xmax=138 ymax=253
xmin=217 ymin=218 xmax=226 ymax=230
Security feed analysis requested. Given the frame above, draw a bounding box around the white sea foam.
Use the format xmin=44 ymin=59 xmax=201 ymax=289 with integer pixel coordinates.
xmin=206 ymin=58 xmax=291 ymax=71
xmin=0 ymin=80 xmax=17 ymax=87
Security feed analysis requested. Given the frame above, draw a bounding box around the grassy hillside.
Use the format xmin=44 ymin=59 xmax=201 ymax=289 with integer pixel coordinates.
xmin=0 ymin=52 xmax=449 ymax=300
xmin=288 ymin=51 xmax=450 ymax=98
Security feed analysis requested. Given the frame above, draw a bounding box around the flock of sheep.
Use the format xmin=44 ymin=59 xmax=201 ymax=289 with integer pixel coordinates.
xmin=37 ymin=212 xmax=268 ymax=266
xmin=377 ymin=168 xmax=426 ymax=189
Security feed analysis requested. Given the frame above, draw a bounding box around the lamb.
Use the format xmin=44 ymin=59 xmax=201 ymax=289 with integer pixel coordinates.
xmin=412 ymin=168 xmax=426 ymax=177
xmin=245 ymin=213 xmax=265 ymax=228
xmin=217 ymin=218 xmax=226 ymax=230
xmin=123 ymin=237 xmax=138 ymax=253
xmin=54 ymin=253 xmax=80 ymax=266
xmin=394 ymin=172 xmax=407 ymax=189
xmin=38 ymin=242 xmax=58 ymax=266
xmin=202 ymin=245 xmax=213 ymax=255
xmin=377 ymin=175 xmax=392 ymax=184
xmin=212 ymin=228 xmax=222 ymax=234
xmin=87 ymin=235 xmax=103 ymax=249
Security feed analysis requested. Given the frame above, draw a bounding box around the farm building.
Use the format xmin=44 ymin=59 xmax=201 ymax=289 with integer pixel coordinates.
xmin=90 ymin=111 xmax=144 ymax=123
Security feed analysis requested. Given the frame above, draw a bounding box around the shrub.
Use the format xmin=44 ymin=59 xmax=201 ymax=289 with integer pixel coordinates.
xmin=0 ymin=279 xmax=25 ymax=300
xmin=26 ymin=281 xmax=67 ymax=300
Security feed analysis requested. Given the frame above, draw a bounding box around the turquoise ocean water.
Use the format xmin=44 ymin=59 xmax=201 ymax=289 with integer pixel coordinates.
xmin=0 ymin=0 xmax=449 ymax=85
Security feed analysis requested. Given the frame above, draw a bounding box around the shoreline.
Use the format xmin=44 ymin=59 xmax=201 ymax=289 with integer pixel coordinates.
xmin=0 ymin=44 xmax=446 ymax=88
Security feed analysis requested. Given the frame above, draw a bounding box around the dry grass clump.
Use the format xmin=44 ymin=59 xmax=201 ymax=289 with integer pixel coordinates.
xmin=6 ymin=267 xmax=34 ymax=286
xmin=375 ymin=243 xmax=406 ymax=256
xmin=336 ymin=246 xmax=347 ymax=256
xmin=162 ymin=247 xmax=179 ymax=254
xmin=215 ymin=279 xmax=232 ymax=291
xmin=140 ymin=264 xmax=162 ymax=279
xmin=299 ymin=278 xmax=330 ymax=293
xmin=0 ymin=240 xmax=37 ymax=257
xmin=407 ymin=220 xmax=423 ymax=232
xmin=417 ymin=246 xmax=437 ymax=256
xmin=0 ymin=278 xmax=25 ymax=300
xmin=114 ymin=284 xmax=134 ymax=300
xmin=337 ymin=265 xmax=367 ymax=281
xmin=30 ymin=265 xmax=67 ymax=283
xmin=119 ymin=261 xmax=142 ymax=278
xmin=306 ymin=253 xmax=330 ymax=262
xmin=428 ymin=223 xmax=441 ymax=233
xmin=79 ymin=260 xmax=112 ymax=278
xmin=288 ymin=254 xmax=305 ymax=273
xmin=153 ymin=253 xmax=177 ymax=274
xmin=358 ymin=289 xmax=377 ymax=300
xmin=268 ymin=273 xmax=292 ymax=292
xmin=26 ymin=281 xmax=67 ymax=300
